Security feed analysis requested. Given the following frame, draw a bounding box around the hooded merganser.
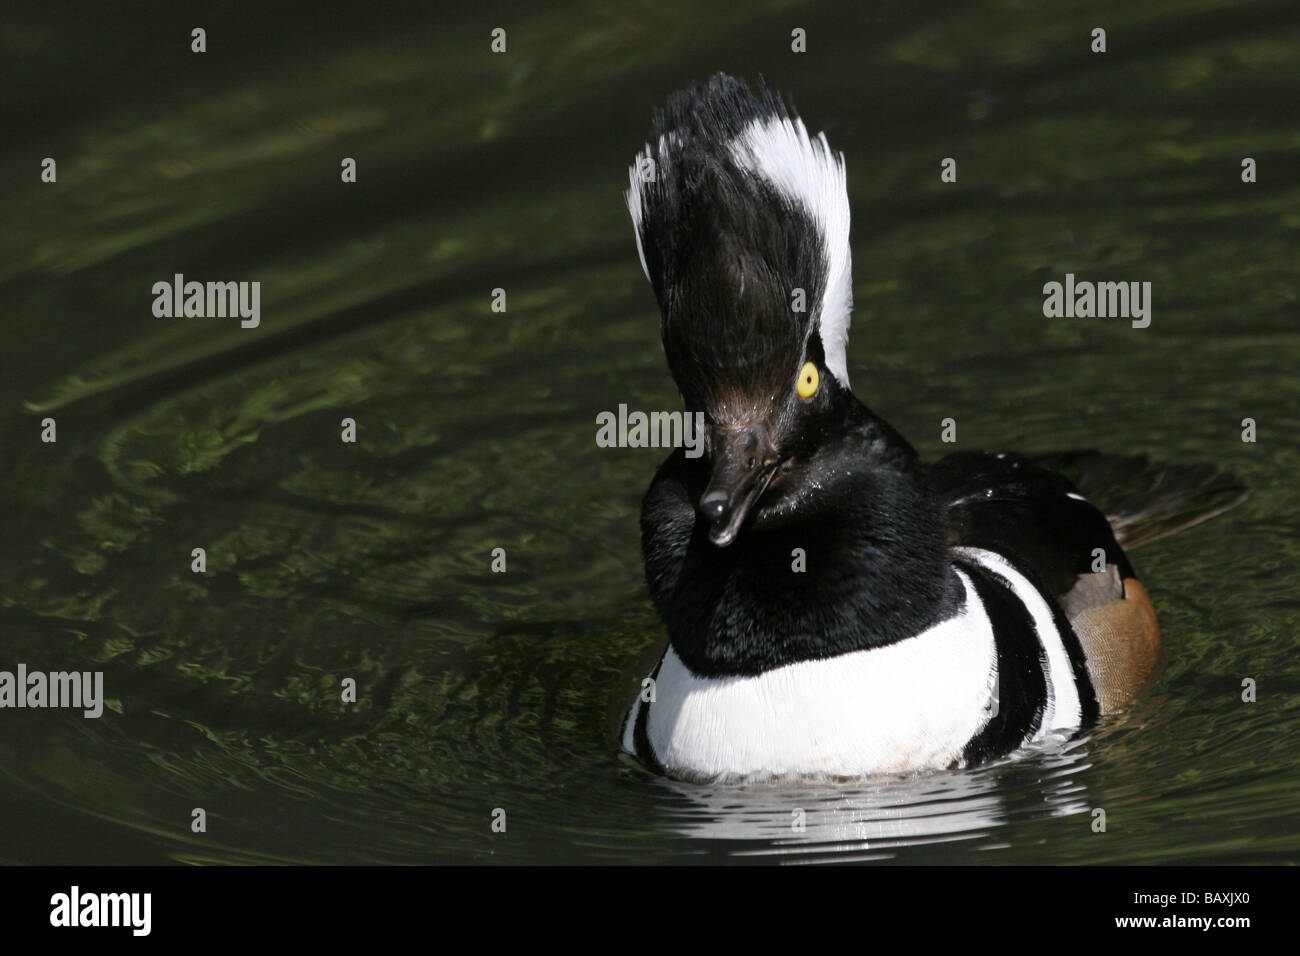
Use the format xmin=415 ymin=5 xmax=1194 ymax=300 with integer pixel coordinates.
xmin=618 ymin=73 xmax=1182 ymax=781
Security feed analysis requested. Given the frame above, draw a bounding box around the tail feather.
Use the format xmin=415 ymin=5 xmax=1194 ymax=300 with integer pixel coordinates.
xmin=1029 ymin=451 xmax=1249 ymax=550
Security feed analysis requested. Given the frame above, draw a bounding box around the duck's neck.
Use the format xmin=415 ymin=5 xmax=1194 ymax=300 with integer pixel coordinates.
xmin=641 ymin=408 xmax=960 ymax=678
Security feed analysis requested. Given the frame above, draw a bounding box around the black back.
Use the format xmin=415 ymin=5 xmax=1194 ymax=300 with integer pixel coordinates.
xmin=928 ymin=451 xmax=1136 ymax=597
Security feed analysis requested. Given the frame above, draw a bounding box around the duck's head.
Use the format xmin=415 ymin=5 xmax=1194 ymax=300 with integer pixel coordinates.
xmin=627 ymin=74 xmax=858 ymax=547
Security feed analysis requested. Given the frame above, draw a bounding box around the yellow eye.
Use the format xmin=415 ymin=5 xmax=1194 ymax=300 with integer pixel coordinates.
xmin=796 ymin=361 xmax=819 ymax=399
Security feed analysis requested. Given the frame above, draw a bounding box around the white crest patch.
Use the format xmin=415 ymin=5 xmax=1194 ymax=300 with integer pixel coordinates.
xmin=729 ymin=115 xmax=853 ymax=387
xmin=625 ymin=132 xmax=682 ymax=287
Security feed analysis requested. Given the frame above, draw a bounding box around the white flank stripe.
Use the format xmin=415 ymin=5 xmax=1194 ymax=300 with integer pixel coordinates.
xmin=956 ymin=547 xmax=1083 ymax=734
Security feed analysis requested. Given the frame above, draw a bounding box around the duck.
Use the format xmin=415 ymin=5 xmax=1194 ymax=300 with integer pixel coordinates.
xmin=618 ymin=73 xmax=1241 ymax=782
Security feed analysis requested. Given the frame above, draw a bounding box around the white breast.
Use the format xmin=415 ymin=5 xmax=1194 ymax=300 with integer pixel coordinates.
xmin=624 ymin=568 xmax=998 ymax=779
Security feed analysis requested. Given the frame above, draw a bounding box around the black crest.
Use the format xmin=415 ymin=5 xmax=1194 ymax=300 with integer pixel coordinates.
xmin=628 ymin=74 xmax=830 ymax=418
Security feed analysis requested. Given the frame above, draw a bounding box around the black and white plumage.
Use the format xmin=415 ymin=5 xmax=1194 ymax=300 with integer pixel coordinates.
xmin=620 ymin=75 xmax=1239 ymax=781
xmin=628 ymin=74 xmax=852 ymax=400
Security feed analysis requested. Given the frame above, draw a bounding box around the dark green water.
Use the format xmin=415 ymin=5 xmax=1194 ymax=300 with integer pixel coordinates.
xmin=2 ymin=1 xmax=1297 ymax=863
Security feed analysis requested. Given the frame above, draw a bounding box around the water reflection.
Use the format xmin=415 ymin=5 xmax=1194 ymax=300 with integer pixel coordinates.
xmin=657 ymin=736 xmax=1096 ymax=861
